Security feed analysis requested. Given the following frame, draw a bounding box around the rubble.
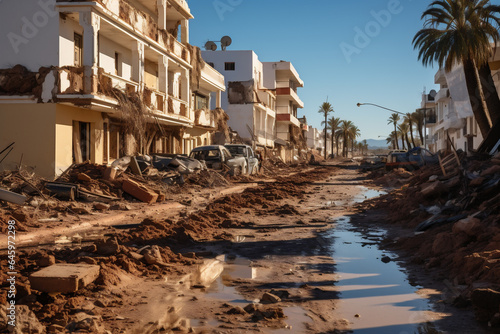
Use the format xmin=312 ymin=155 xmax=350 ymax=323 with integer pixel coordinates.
xmin=363 ymin=151 xmax=500 ymax=326
xmin=29 ymin=263 xmax=100 ymax=293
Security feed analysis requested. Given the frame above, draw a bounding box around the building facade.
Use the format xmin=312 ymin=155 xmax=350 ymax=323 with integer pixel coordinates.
xmin=0 ymin=0 xmax=225 ymax=178
xmin=201 ymin=50 xmax=306 ymax=161
xmin=201 ymin=50 xmax=276 ymax=149
xmin=423 ymin=66 xmax=484 ymax=154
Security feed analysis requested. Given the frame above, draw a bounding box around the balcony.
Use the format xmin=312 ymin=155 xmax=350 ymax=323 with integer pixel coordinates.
xmin=57 ymin=0 xmax=191 ymax=65
xmin=434 ymin=68 xmax=447 ymax=85
xmin=276 ymin=113 xmax=300 ymax=127
xmin=200 ymin=63 xmax=225 ymax=91
xmin=56 ymin=67 xmax=192 ymax=125
xmin=275 ymin=87 xmax=304 ymax=108
xmin=435 ymin=88 xmax=449 ymax=102
xmin=194 ymin=108 xmax=215 ymax=128
xmin=273 ymin=62 xmax=304 ymax=87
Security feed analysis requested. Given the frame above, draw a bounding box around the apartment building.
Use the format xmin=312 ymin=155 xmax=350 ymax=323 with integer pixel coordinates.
xmin=423 ymin=66 xmax=483 ymax=154
xmin=262 ymin=61 xmax=304 ymax=146
xmin=201 ymin=50 xmax=276 ymax=149
xmin=0 ymin=0 xmax=225 ymax=178
xmin=201 ymin=50 xmax=306 ymax=161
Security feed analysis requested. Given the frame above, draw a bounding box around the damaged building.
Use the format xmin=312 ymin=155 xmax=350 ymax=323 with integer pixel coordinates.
xmin=0 ymin=0 xmax=226 ymax=178
xmin=201 ymin=50 xmax=307 ymax=162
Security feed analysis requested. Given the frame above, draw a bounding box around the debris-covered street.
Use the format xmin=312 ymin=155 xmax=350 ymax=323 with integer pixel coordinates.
xmin=2 ymin=155 xmax=500 ymax=333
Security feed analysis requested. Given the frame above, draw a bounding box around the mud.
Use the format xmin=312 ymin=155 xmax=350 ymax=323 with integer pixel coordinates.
xmin=1 ymin=160 xmax=497 ymax=333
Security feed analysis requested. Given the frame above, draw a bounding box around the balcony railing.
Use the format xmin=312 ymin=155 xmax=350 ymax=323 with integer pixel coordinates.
xmin=58 ymin=0 xmax=191 ymax=64
xmin=168 ymin=95 xmax=190 ymax=119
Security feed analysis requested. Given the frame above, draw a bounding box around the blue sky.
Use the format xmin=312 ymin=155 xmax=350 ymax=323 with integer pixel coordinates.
xmin=188 ymin=0 xmax=449 ymax=140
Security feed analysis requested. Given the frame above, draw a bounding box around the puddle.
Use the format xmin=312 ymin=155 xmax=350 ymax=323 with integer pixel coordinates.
xmin=328 ymin=217 xmax=438 ymax=333
xmin=194 ymin=256 xmax=309 ymax=332
xmin=322 ymin=187 xmax=387 ymax=208
xmin=353 ymin=186 xmax=387 ymax=203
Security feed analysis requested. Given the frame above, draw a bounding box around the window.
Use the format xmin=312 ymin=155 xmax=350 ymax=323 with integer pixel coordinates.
xmin=114 ymin=52 xmax=122 ymax=76
xmin=74 ymin=33 xmax=83 ymax=66
xmin=224 ymin=62 xmax=235 ymax=71
xmin=207 ymin=62 xmax=214 ymax=68
xmin=195 ymin=94 xmax=208 ymax=110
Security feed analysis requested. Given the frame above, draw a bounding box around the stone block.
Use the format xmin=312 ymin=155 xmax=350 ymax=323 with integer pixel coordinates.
xmin=29 ymin=263 xmax=100 ymax=293
xmin=122 ymin=179 xmax=158 ymax=204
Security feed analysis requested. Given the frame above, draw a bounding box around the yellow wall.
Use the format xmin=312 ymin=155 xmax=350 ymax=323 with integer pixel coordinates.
xmin=0 ymin=103 xmax=105 ymax=179
xmin=0 ymin=103 xmax=57 ymax=178
xmin=55 ymin=104 xmax=105 ymax=175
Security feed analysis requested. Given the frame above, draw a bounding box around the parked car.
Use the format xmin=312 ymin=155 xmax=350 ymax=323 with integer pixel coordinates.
xmin=386 ymin=147 xmax=438 ymax=170
xmin=224 ymin=144 xmax=259 ymax=174
xmin=189 ymin=145 xmax=247 ymax=175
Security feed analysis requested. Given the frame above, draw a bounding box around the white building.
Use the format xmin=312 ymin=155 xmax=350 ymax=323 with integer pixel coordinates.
xmin=201 ymin=50 xmax=276 ymax=149
xmin=0 ymin=0 xmax=225 ymax=178
xmin=307 ymin=126 xmax=322 ymax=151
xmin=262 ymin=61 xmax=304 ymax=144
xmin=423 ymin=66 xmax=483 ymax=154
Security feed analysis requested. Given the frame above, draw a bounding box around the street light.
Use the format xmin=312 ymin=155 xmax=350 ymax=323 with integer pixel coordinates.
xmin=357 ymin=102 xmax=428 ymax=149
xmin=356 ymin=102 xmax=406 ymax=116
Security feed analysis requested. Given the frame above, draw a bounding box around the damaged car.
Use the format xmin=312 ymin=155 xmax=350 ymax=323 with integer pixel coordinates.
xmin=224 ymin=144 xmax=259 ymax=174
xmin=189 ymin=145 xmax=247 ymax=175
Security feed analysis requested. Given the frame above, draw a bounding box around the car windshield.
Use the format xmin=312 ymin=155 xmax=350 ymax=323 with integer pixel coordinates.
xmin=226 ymin=146 xmax=245 ymax=157
xmin=190 ymin=149 xmax=220 ymax=161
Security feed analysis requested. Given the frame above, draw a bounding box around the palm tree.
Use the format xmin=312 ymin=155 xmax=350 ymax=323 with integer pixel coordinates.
xmin=413 ymin=0 xmax=500 ymax=137
xmin=386 ymin=132 xmax=395 ymax=149
xmin=413 ymin=109 xmax=425 ymax=146
xmin=323 ymin=116 xmax=341 ymax=158
xmin=362 ymin=139 xmax=368 ymax=155
xmin=318 ymin=101 xmax=333 ymax=159
xmin=405 ymin=113 xmax=416 ymax=148
xmin=350 ymin=125 xmax=360 ymax=156
xmin=339 ymin=120 xmax=353 ymax=157
xmin=388 ymin=113 xmax=400 ymax=150
xmin=398 ymin=122 xmax=411 ymax=150
xmin=335 ymin=130 xmax=343 ymax=157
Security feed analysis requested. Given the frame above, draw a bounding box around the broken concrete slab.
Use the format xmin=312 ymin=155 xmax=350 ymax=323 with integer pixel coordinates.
xmin=29 ymin=263 xmax=100 ymax=293
xmin=261 ymin=292 xmax=281 ymax=304
xmin=122 ymin=178 xmax=158 ymax=204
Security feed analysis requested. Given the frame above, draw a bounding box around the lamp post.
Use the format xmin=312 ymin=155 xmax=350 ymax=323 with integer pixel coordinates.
xmin=356 ymin=103 xmax=406 ymax=116
xmin=357 ymin=102 xmax=422 ymax=149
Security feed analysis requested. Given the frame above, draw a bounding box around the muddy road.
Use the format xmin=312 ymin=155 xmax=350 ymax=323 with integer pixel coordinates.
xmin=1 ymin=161 xmax=494 ymax=333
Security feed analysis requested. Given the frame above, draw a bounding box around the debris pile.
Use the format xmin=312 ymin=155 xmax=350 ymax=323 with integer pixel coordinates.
xmin=362 ymin=152 xmax=500 ymax=326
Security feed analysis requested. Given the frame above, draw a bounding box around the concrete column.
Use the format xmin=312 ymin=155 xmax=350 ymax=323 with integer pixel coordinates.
xmin=216 ymin=90 xmax=221 ymax=109
xmin=79 ymin=11 xmax=100 ymax=94
xmin=157 ymin=0 xmax=166 ymax=30
xmin=181 ymin=19 xmax=189 ymax=44
xmin=158 ymin=55 xmax=168 ymax=94
xmin=131 ymin=40 xmax=145 ymax=91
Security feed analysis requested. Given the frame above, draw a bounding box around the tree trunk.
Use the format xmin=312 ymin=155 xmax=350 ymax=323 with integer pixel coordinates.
xmin=324 ymin=114 xmax=327 ymax=159
xmin=462 ymin=58 xmax=492 ymax=137
xmin=409 ymin=118 xmax=416 ymax=148
xmin=394 ymin=125 xmax=399 ymax=150
xmin=331 ymin=132 xmax=334 ymax=158
xmin=479 ymin=63 xmax=500 ymax=126
xmin=406 ymin=133 xmax=411 ymax=150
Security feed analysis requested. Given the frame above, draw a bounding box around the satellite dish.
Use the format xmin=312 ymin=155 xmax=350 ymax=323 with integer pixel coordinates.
xmin=204 ymin=41 xmax=217 ymax=51
xmin=429 ymin=89 xmax=437 ymax=98
xmin=221 ymin=36 xmax=232 ymax=50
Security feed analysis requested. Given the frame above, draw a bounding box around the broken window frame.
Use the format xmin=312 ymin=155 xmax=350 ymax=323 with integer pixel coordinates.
xmin=74 ymin=33 xmax=83 ymax=67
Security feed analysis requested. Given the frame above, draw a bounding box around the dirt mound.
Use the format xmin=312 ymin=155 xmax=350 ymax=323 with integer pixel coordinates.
xmin=358 ymin=153 xmax=500 ymax=325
